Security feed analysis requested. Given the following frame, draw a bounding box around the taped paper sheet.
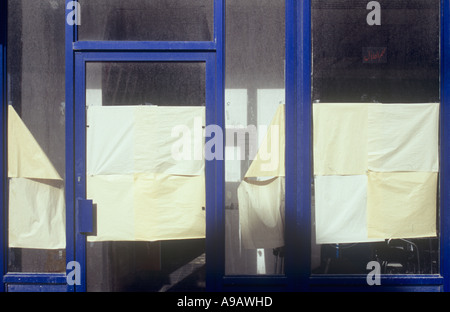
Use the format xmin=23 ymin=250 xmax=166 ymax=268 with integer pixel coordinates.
xmin=87 ymin=173 xmax=205 ymax=242
xmin=8 ymin=105 xmax=62 ymax=180
xmin=314 ymin=175 xmax=382 ymax=244
xmin=368 ymin=103 xmax=439 ymax=173
xmin=9 ymin=178 xmax=66 ymax=249
xmin=238 ymin=177 xmax=285 ymax=249
xmin=87 ymin=106 xmax=205 ymax=176
xmin=87 ymin=106 xmax=206 ymax=242
xmin=134 ymin=173 xmax=205 ymax=242
xmin=313 ymin=103 xmax=368 ymax=176
xmin=8 ymin=106 xmax=66 ymax=249
xmin=245 ymin=104 xmax=285 ymax=178
xmin=367 ymin=171 xmax=437 ymax=240
xmin=87 ymin=175 xmax=135 ymax=242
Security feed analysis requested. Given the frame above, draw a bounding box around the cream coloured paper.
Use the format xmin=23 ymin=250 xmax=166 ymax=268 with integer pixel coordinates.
xmin=367 ymin=171 xmax=438 ymax=240
xmin=313 ymin=103 xmax=369 ymax=176
xmin=238 ymin=177 xmax=285 ymax=249
xmin=87 ymin=174 xmax=205 ymax=242
xmin=134 ymin=106 xmax=205 ymax=176
xmin=8 ymin=106 xmax=66 ymax=249
xmin=87 ymin=175 xmax=135 ymax=242
xmin=314 ymin=175 xmax=382 ymax=244
xmin=134 ymin=173 xmax=206 ymax=242
xmin=8 ymin=105 xmax=62 ymax=181
xmin=9 ymin=178 xmax=66 ymax=249
xmin=368 ymin=103 xmax=439 ymax=173
xmin=245 ymin=104 xmax=285 ymax=178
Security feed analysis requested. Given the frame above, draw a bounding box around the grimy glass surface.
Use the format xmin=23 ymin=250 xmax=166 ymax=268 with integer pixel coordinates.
xmin=7 ymin=0 xmax=66 ymax=273
xmin=78 ymin=0 xmax=214 ymax=42
xmin=311 ymin=0 xmax=439 ymax=275
xmin=85 ymin=62 xmax=206 ymax=292
xmin=224 ymin=0 xmax=286 ymax=276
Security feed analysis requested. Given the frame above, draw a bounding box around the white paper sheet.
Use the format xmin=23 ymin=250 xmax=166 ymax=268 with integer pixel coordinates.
xmin=314 ymin=175 xmax=382 ymax=244
xmin=238 ymin=177 xmax=285 ymax=249
xmin=368 ymin=103 xmax=439 ymax=172
xmin=87 ymin=106 xmax=205 ymax=177
xmin=87 ymin=106 xmax=135 ymax=176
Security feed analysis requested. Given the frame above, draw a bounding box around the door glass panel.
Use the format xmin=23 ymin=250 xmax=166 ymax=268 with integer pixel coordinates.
xmin=85 ymin=62 xmax=206 ymax=292
xmin=311 ymin=0 xmax=440 ymax=275
xmin=78 ymin=0 xmax=214 ymax=42
xmin=7 ymin=0 xmax=66 ymax=273
xmin=225 ymin=0 xmax=286 ymax=275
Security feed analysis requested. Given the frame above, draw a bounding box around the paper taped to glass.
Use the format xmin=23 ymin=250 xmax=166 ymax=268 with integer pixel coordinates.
xmin=314 ymin=175 xmax=382 ymax=244
xmin=8 ymin=106 xmax=66 ymax=249
xmin=313 ymin=103 xmax=439 ymax=244
xmin=87 ymin=106 xmax=206 ymax=242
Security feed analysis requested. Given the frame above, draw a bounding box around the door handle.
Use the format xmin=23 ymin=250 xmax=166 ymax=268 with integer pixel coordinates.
xmin=77 ymin=198 xmax=96 ymax=235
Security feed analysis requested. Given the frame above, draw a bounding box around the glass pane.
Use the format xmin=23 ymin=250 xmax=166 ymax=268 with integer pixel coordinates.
xmin=78 ymin=0 xmax=214 ymax=42
xmin=85 ymin=62 xmax=206 ymax=292
xmin=225 ymin=0 xmax=286 ymax=276
xmin=7 ymin=0 xmax=66 ymax=273
xmin=311 ymin=0 xmax=440 ymax=275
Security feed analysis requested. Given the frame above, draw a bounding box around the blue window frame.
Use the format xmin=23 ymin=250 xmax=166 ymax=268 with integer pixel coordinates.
xmin=0 ymin=0 xmax=450 ymax=292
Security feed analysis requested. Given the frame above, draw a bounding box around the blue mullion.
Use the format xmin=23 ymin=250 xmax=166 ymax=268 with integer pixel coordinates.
xmin=440 ymin=0 xmax=450 ymax=293
xmin=0 ymin=0 xmax=6 ymax=293
xmin=65 ymin=0 xmax=77 ymax=293
xmin=295 ymin=0 xmax=312 ymax=292
xmin=207 ymin=0 xmax=225 ymax=292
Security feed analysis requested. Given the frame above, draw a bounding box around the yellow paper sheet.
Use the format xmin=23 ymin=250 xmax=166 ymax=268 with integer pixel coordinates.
xmin=313 ymin=103 xmax=369 ymax=176
xmin=8 ymin=106 xmax=62 ymax=180
xmin=368 ymin=103 xmax=439 ymax=173
xmin=8 ymin=106 xmax=66 ymax=249
xmin=9 ymin=178 xmax=66 ymax=249
xmin=367 ymin=171 xmax=438 ymax=239
xmin=237 ymin=177 xmax=285 ymax=249
xmin=245 ymin=104 xmax=285 ymax=178
xmin=134 ymin=106 xmax=205 ymax=176
xmin=87 ymin=175 xmax=135 ymax=242
xmin=134 ymin=173 xmax=206 ymax=242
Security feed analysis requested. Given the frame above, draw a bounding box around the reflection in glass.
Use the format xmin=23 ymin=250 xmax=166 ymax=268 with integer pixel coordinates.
xmin=311 ymin=0 xmax=440 ymax=275
xmin=225 ymin=0 xmax=286 ymax=276
xmin=78 ymin=0 xmax=214 ymax=42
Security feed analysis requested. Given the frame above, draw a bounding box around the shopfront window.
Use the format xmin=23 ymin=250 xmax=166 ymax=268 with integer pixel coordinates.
xmin=78 ymin=0 xmax=214 ymax=42
xmin=7 ymin=0 xmax=66 ymax=273
xmin=224 ymin=0 xmax=286 ymax=276
xmin=311 ymin=0 xmax=440 ymax=275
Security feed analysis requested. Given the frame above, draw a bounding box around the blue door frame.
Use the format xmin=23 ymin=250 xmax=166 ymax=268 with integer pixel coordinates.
xmin=1 ymin=0 xmax=450 ymax=292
